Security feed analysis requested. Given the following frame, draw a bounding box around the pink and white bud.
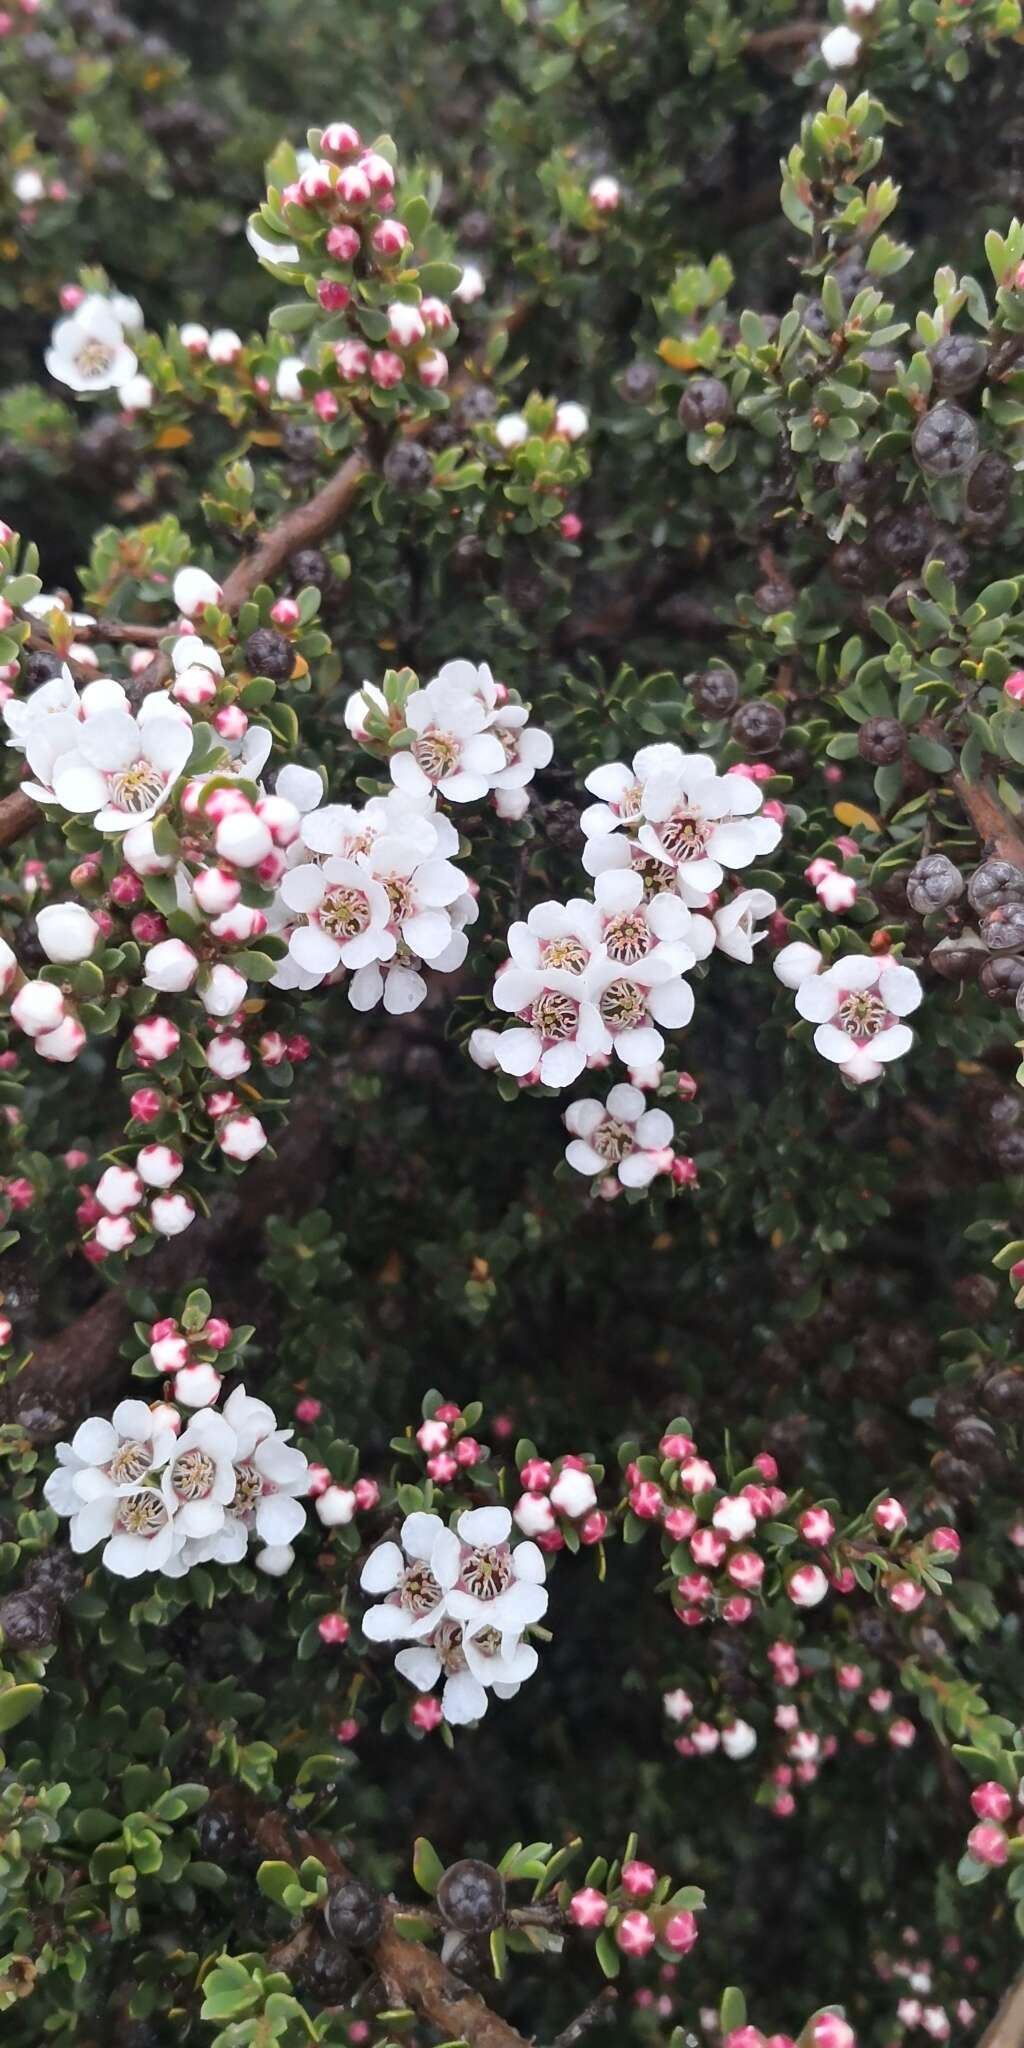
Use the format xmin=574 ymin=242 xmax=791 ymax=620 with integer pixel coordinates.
xmin=630 ymin=1480 xmax=664 ymax=1519
xmin=144 ymin=938 xmax=198 ymax=993
xmin=679 ymin=1456 xmax=716 ymax=1494
xmin=173 ymin=663 xmax=219 ymax=708
xmin=208 ymin=328 xmax=243 ymax=364
xmin=887 ymin=1578 xmax=925 ymax=1613
xmin=621 ymin=1860 xmax=656 ymax=1898
xmin=150 ymin=1192 xmax=196 ymax=1236
xmin=217 ymin=1112 xmax=268 ymax=1161
xmin=206 ymin=1034 xmax=251 ymax=1079
xmin=798 ymin=1507 xmax=835 ymax=1546
xmin=727 ymin=1549 xmax=764 ymax=1590
xmin=495 ymin=413 xmax=529 ymax=450
xmin=550 ymin=1466 xmax=598 ymax=1518
xmin=929 ymin=1526 xmax=961 ymax=1556
xmin=11 ymin=980 xmax=65 ymax=1037
xmin=721 ymin=1719 xmax=757 ymax=1759
xmin=663 ymin=1909 xmax=699 ymax=1954
xmin=194 ymin=867 xmax=242 ymax=915
xmin=971 ymin=1781 xmax=1013 ymax=1821
xmin=712 ymin=1495 xmax=757 ymax=1543
xmin=179 ymin=322 xmax=209 ymax=355
xmin=95 ymin=1164 xmax=143 ymax=1215
xmin=520 ymin=1457 xmax=553 ymax=1493
xmin=336 ymin=339 xmax=370 ymax=379
xmin=136 ymin=1143 xmax=183 ymax=1189
xmin=36 ymin=1015 xmax=86 ymax=1063
xmin=664 ymin=1506 xmax=697 ymax=1541
xmin=617 ymin=1910 xmax=656 ymax=1957
xmin=554 ymin=400 xmax=588 ymax=440
xmin=589 ymin=174 xmax=621 ymax=211
xmin=787 ymin=1564 xmax=829 ymax=1608
xmin=691 ymin=1527 xmax=726 ymax=1569
xmin=837 ymin=1663 xmax=863 ymax=1691
xmin=336 ymin=163 xmax=371 ymax=206
xmin=316 ymin=1484 xmax=357 ymax=1527
xmin=95 ymin=1213 xmax=136 ymax=1253
xmin=773 ymin=941 xmax=823 ymax=989
xmin=150 ymin=1331 xmax=189 ymax=1373
xmin=874 ymin=1496 xmax=908 ymax=1534
xmin=420 ymin=295 xmax=451 ymax=330
xmin=513 ymin=1492 xmax=556 ymax=1536
xmin=359 ymin=150 xmax=395 ymax=193
xmin=387 ymin=301 xmax=426 ymax=348
xmin=321 ymin=122 xmax=362 ymax=159
xmin=173 ymin=1363 xmax=222 ymax=1408
xmin=173 ymin=567 xmax=222 ymax=616
xmin=256 ymin=793 xmax=301 ymax=846
xmin=215 ymin=810 xmax=274 ymax=868
xmin=122 ymin=823 xmax=176 ymax=877
xmin=372 ymin=219 xmax=410 ymax=257
xmin=132 ymin=1016 xmax=181 ymax=1065
xmin=967 ymin=1821 xmax=1008 ymax=1866
xmin=417 ymin=347 xmax=448 ymax=387
xmin=200 ymin=963 xmax=248 ymax=1018
xmin=811 ymin=2019 xmax=855 ymax=2048
xmin=889 ymin=1718 xmax=916 ymax=1749
xmin=36 ymin=902 xmax=99 ymax=963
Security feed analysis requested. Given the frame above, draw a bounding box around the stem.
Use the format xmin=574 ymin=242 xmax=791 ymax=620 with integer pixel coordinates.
xmin=552 ymin=1987 xmax=618 ymax=2046
xmin=979 ymin=1972 xmax=1024 ymax=2048
xmin=951 ymin=771 xmax=1024 ymax=871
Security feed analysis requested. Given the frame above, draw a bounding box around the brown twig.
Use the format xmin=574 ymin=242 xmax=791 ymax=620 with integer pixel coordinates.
xmin=979 ymin=1972 xmax=1024 ymax=2048
xmin=746 ymin=18 xmax=820 ymax=55
xmin=552 ymin=1987 xmax=618 ymax=2045
xmin=245 ymin=1801 xmax=532 ymax=2048
xmin=219 ymin=446 xmax=371 ymax=614
xmin=0 ymin=785 xmax=42 ymax=847
xmin=951 ymin=771 xmax=1024 ymax=871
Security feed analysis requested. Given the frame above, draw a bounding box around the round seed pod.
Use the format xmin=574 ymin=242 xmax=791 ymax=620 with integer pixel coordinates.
xmin=927 ymin=334 xmax=988 ymax=396
xmin=912 ymin=402 xmax=979 ymax=477
xmin=619 ymin=361 xmax=658 ymax=404
xmin=689 ymin=667 xmax=739 ymax=717
xmin=980 ymin=955 xmax=1024 ymax=1002
xmin=436 ymin=1859 xmax=507 ymax=1934
xmin=731 ymin=700 xmax=785 ymax=752
xmin=383 ymin=441 xmax=434 ymax=490
xmin=980 ymin=903 xmax=1024 ymax=952
xmin=967 ymin=860 xmax=1024 ymax=914
xmin=857 ymin=716 xmax=904 ymax=765
xmin=245 ymin=628 xmax=294 ymax=682
xmin=325 ymin=1876 xmax=384 ymax=1947
xmin=677 ymin=377 xmax=732 ymax=431
xmin=905 ymin=854 xmax=964 ymax=914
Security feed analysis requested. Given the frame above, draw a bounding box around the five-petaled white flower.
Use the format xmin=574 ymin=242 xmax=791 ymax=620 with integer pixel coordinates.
xmin=793 ymin=953 xmax=922 ymax=1084
xmin=28 ymin=703 xmax=193 ymax=831
xmin=45 ymin=294 xmax=138 ymax=394
xmin=564 ymin=1082 xmax=674 ymax=1186
xmin=44 ymin=1398 xmax=180 ymax=1577
xmin=582 ymin=744 xmax=781 ymax=908
xmin=390 ymin=675 xmax=506 ymax=804
xmin=713 ymin=888 xmax=777 ymax=963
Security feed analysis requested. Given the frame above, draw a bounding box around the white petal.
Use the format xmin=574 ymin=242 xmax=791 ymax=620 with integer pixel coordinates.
xmin=458 ymin=1506 xmax=511 ymax=1545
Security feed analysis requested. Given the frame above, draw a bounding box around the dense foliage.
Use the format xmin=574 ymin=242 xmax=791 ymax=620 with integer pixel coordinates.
xmin=2 ymin=2 xmax=1024 ymax=2044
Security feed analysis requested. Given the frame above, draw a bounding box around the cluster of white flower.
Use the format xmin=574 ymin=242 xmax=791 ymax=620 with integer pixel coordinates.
xmin=820 ymin=0 xmax=875 ymax=69
xmin=470 ymin=741 xmax=781 ymax=1181
xmin=359 ymin=1506 xmax=547 ymax=1724
xmin=43 ymin=1387 xmax=309 ymax=1579
xmin=494 ymin=400 xmax=589 ymax=451
xmin=774 ymin=943 xmax=922 ymax=1086
xmin=5 ymin=666 xmax=193 ymax=831
xmin=348 ymin=656 xmax=553 ymax=823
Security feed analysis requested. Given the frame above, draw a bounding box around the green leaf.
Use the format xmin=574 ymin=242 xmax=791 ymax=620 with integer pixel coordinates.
xmin=0 ymin=1682 xmax=44 ymax=1731
xmin=413 ymin=1836 xmax=444 ymax=1896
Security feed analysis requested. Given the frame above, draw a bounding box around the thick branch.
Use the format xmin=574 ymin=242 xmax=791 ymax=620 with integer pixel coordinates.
xmin=952 ymin=772 xmax=1024 ymax=871
xmin=552 ymin=1987 xmax=618 ymax=2045
xmin=979 ymin=1972 xmax=1024 ymax=2048
xmin=0 ymin=785 xmax=41 ymax=847
xmin=219 ymin=447 xmax=371 ymax=613
xmin=247 ymin=1803 xmax=532 ymax=2048
xmin=746 ymin=18 xmax=819 ymax=54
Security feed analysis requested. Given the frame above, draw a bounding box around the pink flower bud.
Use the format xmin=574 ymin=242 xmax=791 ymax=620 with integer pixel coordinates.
xmin=559 ymin=512 xmax=583 ymax=540
xmin=727 ymin=1549 xmax=764 ymax=1590
xmin=256 ymin=792 xmax=301 ymax=844
xmin=971 ymin=1781 xmax=1013 ymax=1821
xmin=217 ymin=1113 xmax=268 ymax=1162
xmin=659 ymin=1432 xmax=694 ymax=1459
xmin=420 ymin=295 xmax=451 ymax=330
xmin=359 ymin=150 xmax=395 ymax=193
xmin=416 ymin=1418 xmax=449 ymax=1453
xmin=663 ymin=1909 xmax=699 ymax=1954
xmin=213 ymin=704 xmax=248 ymax=740
xmin=589 ymin=174 xmax=621 ymax=211
xmin=417 ymin=347 xmax=448 ymax=387
xmin=664 ymin=1505 xmax=697 ymax=1541
xmin=1004 ymin=671 xmax=1024 ymax=701
xmin=967 ymin=1819 xmax=1009 ymax=1865
xmin=427 ymin=1451 xmax=458 ymax=1482
xmin=630 ymin=1480 xmax=663 ymax=1519
xmin=887 ymin=1578 xmax=925 ymax=1613
xmin=336 ymin=339 xmax=370 ymax=379
xmin=326 ymin=222 xmax=361 ymax=260
xmin=621 ymin=1860 xmax=656 ymax=1898
xmin=193 ymin=867 xmax=242 ymax=915
xmin=11 ymin=981 xmax=65 ymax=1037
xmin=410 ymin=1696 xmax=443 ymax=1731
xmin=811 ymin=2018 xmax=855 ymax=2048
xmin=150 ymin=1192 xmax=196 ymax=1236
xmin=691 ymin=1527 xmax=727 ymax=1568
xmin=798 ymin=1507 xmax=834 ymax=1546
xmin=569 ymin=1887 xmax=608 ymax=1928
xmin=298 ymin=163 xmax=334 ymax=204
xmin=206 ymin=1035 xmax=250 ymax=1079
xmin=929 ymin=1526 xmax=960 ymax=1556
xmin=307 ymin=1463 xmax=330 ymax=1498
xmin=136 ymin=1143 xmax=183 ymax=1189
xmin=889 ymin=1718 xmax=916 ymax=1748
xmin=679 ymin=1457 xmax=716 ymax=1494
xmin=874 ymin=1496 xmax=908 ymax=1534
xmin=110 ymin=868 xmax=144 ymax=906
xmin=617 ymin=1910 xmax=656 ymax=1957
xmin=318 ymin=1611 xmax=350 ymax=1645
xmin=95 ymin=1213 xmax=136 ymax=1253
xmin=313 ymin=389 xmax=339 ymax=421
xmin=203 ymin=1317 xmax=232 ymax=1350
xmin=321 ymin=121 xmax=361 ymax=159
xmin=336 ymin=164 xmax=371 ymax=206
xmin=580 ymin=1508 xmax=607 ymax=1544
xmin=317 ymin=278 xmax=350 ymax=311
xmin=520 ymin=1456 xmax=553 ymax=1492
xmin=372 ymin=219 xmax=411 ymax=257
xmin=837 ymin=1663 xmax=863 ymax=1691
xmin=455 ymin=1436 xmax=481 ymax=1467
xmin=173 ymin=1362 xmax=221 ymax=1408
xmin=95 ymin=1164 xmax=143 ymax=1215
xmin=787 ymin=1564 xmax=828 ymax=1608
xmin=353 ymin=1477 xmax=380 ymax=1510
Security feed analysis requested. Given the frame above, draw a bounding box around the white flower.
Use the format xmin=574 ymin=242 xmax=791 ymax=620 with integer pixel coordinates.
xmin=494 ymin=413 xmax=529 ymax=451
xmin=111 ymin=293 xmax=144 ymax=332
xmin=35 ymin=903 xmax=100 ymax=964
xmin=44 ymin=1397 xmax=180 ymax=1578
xmin=201 ymin=963 xmax=248 ymax=1018
xmin=161 ymin=1409 xmax=239 ymax=1538
xmin=247 ymin=220 xmax=301 ymax=268
xmin=387 ymin=301 xmax=426 ymax=347
xmin=316 ymin=1485 xmax=357 ymax=1527
xmin=390 ymin=676 xmax=506 ymax=804
xmin=582 ymin=946 xmax=694 ymax=1067
xmin=663 ymin=1687 xmax=694 ymax=1723
xmin=13 ymin=168 xmax=45 ymax=204
xmin=174 ymin=1363 xmax=222 ymax=1408
xmin=564 ymin=1083 xmax=674 ymax=1187
xmin=793 ymin=953 xmax=922 ymax=1084
xmin=712 ymin=1496 xmax=757 ymax=1542
xmin=174 ymin=567 xmax=222 ymax=617
xmin=773 ymin=940 xmax=823 ymax=989
xmin=491 ymin=954 xmax=605 ymax=1089
xmin=396 ymin=1617 xmax=539 ymax=1725
xmin=276 ymin=355 xmax=306 ymax=400
xmin=208 ymin=329 xmax=243 ymax=364
xmin=549 ymin=1467 xmax=598 ymax=1518
xmin=445 ymin=1506 xmax=548 ymax=1633
xmin=254 ymin=1543 xmax=296 ymax=1576
xmin=582 ymin=745 xmax=781 ymax=909
xmin=571 ymin=867 xmax=702 ymax=974
xmin=365 ymin=833 xmax=465 ymax=960
xmin=144 ymin=938 xmax=198 ymax=993
xmin=359 ymin=1510 xmax=456 ymax=1642
xmin=45 ymin=295 xmax=137 ymax=394
xmin=713 ymin=888 xmax=776 ymax=964
xmin=821 ymin=22 xmax=862 ymax=65
xmin=210 ymin=1385 xmax=309 ymax=1554
xmin=0 ymin=935 xmax=16 ymax=996
xmin=486 ymin=703 xmax=554 ymax=794
xmin=279 ymin=856 xmax=395 ymax=977
xmin=39 ymin=707 xmax=192 ymax=831
xmin=554 ymin=401 xmax=588 ymax=440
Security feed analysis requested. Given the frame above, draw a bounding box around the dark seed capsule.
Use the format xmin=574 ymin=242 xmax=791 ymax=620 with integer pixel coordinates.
xmin=980 ymin=954 xmax=1024 ymax=1002
xmin=912 ymin=402 xmax=979 ymax=477
xmin=325 ymin=1876 xmax=384 ymax=1947
xmin=981 ymin=903 xmax=1024 ymax=953
xmin=382 ymin=441 xmax=434 ymax=490
xmin=689 ymin=666 xmax=739 ymax=716
xmin=906 ymin=854 xmax=964 ymax=914
xmin=677 ymin=376 xmax=732 ymax=432
xmin=618 ymin=361 xmax=658 ymax=404
xmin=731 ymin=699 xmax=785 ymax=752
xmin=927 ymin=334 xmax=988 ymax=396
xmin=968 ymin=859 xmax=1024 ymax=914
xmin=857 ymin=716 xmax=904 ymax=765
xmin=245 ymin=628 xmax=294 ymax=682
xmin=436 ymin=1858 xmax=507 ymax=1934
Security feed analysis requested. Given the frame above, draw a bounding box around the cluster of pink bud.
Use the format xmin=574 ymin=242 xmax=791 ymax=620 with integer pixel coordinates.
xmin=310 ymin=1461 xmax=381 ymax=1529
xmin=805 ymin=854 xmax=858 ymax=915
xmin=512 ymin=1448 xmax=607 ymax=1551
xmin=963 ymin=1778 xmax=1022 ymax=1870
xmin=144 ymin=1309 xmax=235 ymax=1407
xmin=566 ymin=1848 xmax=700 ymax=1962
xmin=402 ymin=1399 xmax=487 ymax=1484
xmin=82 ymin=1156 xmax=196 ymax=1261
xmin=269 ymin=121 xmax=452 ymax=401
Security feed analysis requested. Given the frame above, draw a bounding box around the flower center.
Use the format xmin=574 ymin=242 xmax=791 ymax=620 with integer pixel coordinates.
xmin=630 ymin=849 xmax=678 ymax=898
xmin=117 ymin=1490 xmax=169 ymax=1537
xmin=603 ymin=910 xmax=651 ymax=964
xmin=318 ymin=884 xmax=371 ymax=939
xmin=75 ymin=338 xmax=117 ymax=378
xmin=109 ymin=758 xmax=166 ymax=814
xmin=658 ymin=806 xmax=708 ymax=862
xmin=460 ymin=1545 xmax=513 ymax=1601
xmin=497 ymin=728 xmax=520 ymax=764
xmin=432 ymin=1616 xmax=468 ymax=1674
xmin=171 ymin=1448 xmax=216 ymax=1501
xmin=384 ymin=877 xmax=414 ymax=923
xmin=411 ymin=732 xmax=459 ymax=782
xmin=540 ymin=936 xmax=588 ymax=973
xmin=836 ymin=990 xmax=889 ymax=1041
xmin=530 ymin=989 xmax=581 ymax=1042
xmin=598 ymin=978 xmax=648 ymax=1033
xmin=592 ymin=1116 xmax=636 ymax=1163
xmin=108 ymin=1442 xmax=153 ymax=1485
xmin=471 ymin=1624 xmax=503 ymax=1660
xmin=232 ymin=1462 xmax=264 ymax=1518
xmin=398 ymin=1562 xmax=443 ymax=1617
xmin=616 ymin=780 xmax=643 ymax=821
